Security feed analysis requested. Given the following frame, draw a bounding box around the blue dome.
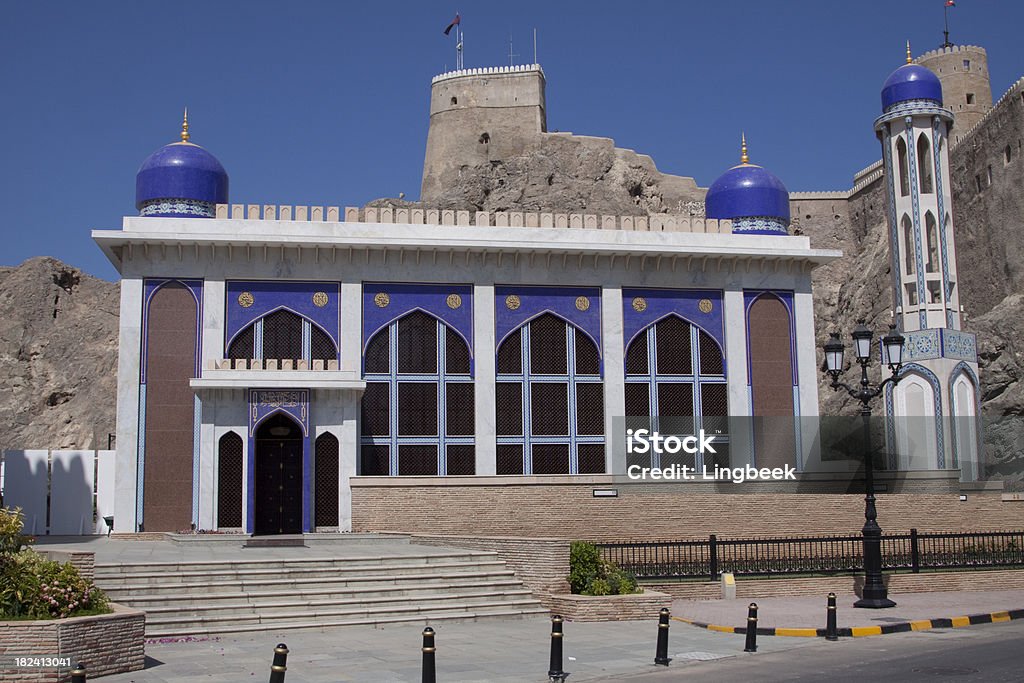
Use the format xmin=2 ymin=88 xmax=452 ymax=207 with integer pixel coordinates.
xmin=881 ymin=63 xmax=942 ymax=111
xmin=135 ymin=139 xmax=228 ymax=217
xmin=705 ymin=163 xmax=790 ymax=230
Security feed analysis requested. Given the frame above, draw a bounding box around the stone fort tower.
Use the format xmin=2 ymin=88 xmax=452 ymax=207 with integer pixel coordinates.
xmin=916 ymin=45 xmax=992 ymax=143
xmin=421 ymin=65 xmax=547 ymax=201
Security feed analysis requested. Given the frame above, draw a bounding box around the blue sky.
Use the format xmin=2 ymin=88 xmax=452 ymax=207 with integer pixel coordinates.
xmin=2 ymin=1 xmax=1021 ymax=280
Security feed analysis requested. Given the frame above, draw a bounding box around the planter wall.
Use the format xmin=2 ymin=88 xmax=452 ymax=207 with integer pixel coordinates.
xmin=0 ymin=603 xmax=145 ymax=682
xmin=547 ymin=590 xmax=672 ymax=622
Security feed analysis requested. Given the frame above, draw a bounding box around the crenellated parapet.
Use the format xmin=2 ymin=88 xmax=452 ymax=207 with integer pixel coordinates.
xmin=213 ymin=204 xmax=734 ymax=234
xmin=431 ymin=63 xmax=544 ymax=85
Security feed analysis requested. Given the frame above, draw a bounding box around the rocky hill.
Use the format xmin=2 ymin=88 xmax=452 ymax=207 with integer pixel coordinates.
xmin=0 ymin=257 xmax=118 ymax=450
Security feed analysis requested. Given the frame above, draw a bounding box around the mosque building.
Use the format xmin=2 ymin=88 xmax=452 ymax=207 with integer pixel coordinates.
xmin=93 ymin=49 xmax=980 ymax=534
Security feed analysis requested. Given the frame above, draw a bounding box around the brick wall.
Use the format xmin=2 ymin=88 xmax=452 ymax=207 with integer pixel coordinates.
xmin=646 ymin=568 xmax=1024 ymax=600
xmin=547 ymin=591 xmax=672 ymax=622
xmin=410 ymin=534 xmax=570 ymax=595
xmin=352 ymin=479 xmax=1024 ymax=540
xmin=0 ymin=603 xmax=145 ymax=682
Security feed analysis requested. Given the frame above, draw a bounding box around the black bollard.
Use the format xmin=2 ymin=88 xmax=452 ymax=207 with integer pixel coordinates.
xmin=269 ymin=643 xmax=288 ymax=683
xmin=743 ymin=603 xmax=758 ymax=653
xmin=654 ymin=607 xmax=671 ymax=666
xmin=422 ymin=626 xmax=436 ymax=683
xmin=825 ymin=592 xmax=839 ymax=641
xmin=70 ymin=663 xmax=87 ymax=683
xmin=548 ymin=614 xmax=569 ymax=682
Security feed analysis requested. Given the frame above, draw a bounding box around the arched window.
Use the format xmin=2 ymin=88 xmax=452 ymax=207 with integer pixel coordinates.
xmin=925 ymin=212 xmax=939 ymax=274
xmin=495 ymin=313 xmax=604 ymax=475
xmin=901 ymin=214 xmax=915 ymax=276
xmin=360 ymin=311 xmax=474 ymax=476
xmin=896 ymin=137 xmax=910 ymax=197
xmin=314 ymin=432 xmax=339 ymax=528
xmin=625 ymin=316 xmax=727 ymax=469
xmin=227 ymin=309 xmax=337 ymax=364
xmin=917 ymin=133 xmax=934 ymax=194
xmin=217 ymin=431 xmax=243 ymax=529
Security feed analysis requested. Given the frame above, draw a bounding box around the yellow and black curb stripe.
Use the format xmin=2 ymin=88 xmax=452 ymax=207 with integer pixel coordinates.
xmin=672 ymin=608 xmax=1024 ymax=638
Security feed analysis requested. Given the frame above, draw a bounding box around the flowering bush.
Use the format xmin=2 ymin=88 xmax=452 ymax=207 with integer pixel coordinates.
xmin=0 ymin=507 xmax=109 ymax=619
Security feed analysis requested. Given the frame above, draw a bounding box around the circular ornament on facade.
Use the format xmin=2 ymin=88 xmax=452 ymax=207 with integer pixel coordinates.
xmin=446 ymin=293 xmax=462 ymax=309
xmin=698 ymin=298 xmax=714 ymax=314
xmin=632 ymin=297 xmax=647 ymax=312
xmin=374 ymin=292 xmax=390 ymax=308
xmin=312 ymin=291 xmax=329 ymax=308
xmin=505 ymin=294 xmax=521 ymax=310
xmin=237 ymin=291 xmax=254 ymax=308
xmin=575 ymin=296 xmax=590 ymax=312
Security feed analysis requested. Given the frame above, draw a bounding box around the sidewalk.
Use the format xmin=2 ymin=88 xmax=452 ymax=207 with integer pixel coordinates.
xmin=672 ymin=589 xmax=1024 ymax=636
xmin=98 ymin=617 xmax=816 ymax=682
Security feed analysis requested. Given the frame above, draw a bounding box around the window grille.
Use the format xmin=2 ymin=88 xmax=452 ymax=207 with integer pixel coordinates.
xmin=497 ymin=330 xmax=522 ymax=374
xmin=311 ymin=326 xmax=337 ymax=362
xmin=263 ymin=309 xmax=303 ymax=362
xmin=227 ymin=309 xmax=338 ymax=364
xmin=314 ymin=432 xmax=339 ymax=527
xmin=227 ymin=324 xmax=255 ymax=361
xmin=625 ymin=312 xmax=729 ymax=469
xmin=361 ymin=309 xmax=474 ymax=475
xmin=496 ymin=312 xmax=605 ymax=474
xmin=217 ymin=432 xmax=243 ymax=528
xmin=360 ymin=445 xmax=389 ymax=476
xmin=496 ymin=445 xmax=524 ymax=475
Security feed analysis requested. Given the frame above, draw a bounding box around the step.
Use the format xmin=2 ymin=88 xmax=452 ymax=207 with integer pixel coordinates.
xmin=145 ymin=606 xmax=551 ymax=638
xmin=95 ymin=558 xmax=505 ymax=585
xmin=116 ymin=578 xmax=529 ymax=608
xmin=145 ymin=596 xmax=544 ymax=629
xmin=95 ymin=550 xmax=495 ymax=575
xmin=112 ymin=577 xmax=528 ymax=610
xmin=100 ymin=568 xmax=517 ymax=597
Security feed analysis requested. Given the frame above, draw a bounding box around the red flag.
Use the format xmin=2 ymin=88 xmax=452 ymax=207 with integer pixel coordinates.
xmin=945 ymin=0 xmax=955 ymax=6
xmin=443 ymin=14 xmax=461 ymax=35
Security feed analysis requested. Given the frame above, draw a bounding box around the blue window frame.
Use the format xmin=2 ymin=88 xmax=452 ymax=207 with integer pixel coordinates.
xmin=624 ymin=315 xmax=728 ymax=469
xmin=360 ymin=311 xmax=474 ymax=476
xmin=496 ymin=313 xmax=605 ymax=475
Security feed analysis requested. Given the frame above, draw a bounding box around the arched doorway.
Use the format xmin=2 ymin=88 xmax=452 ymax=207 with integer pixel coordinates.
xmin=254 ymin=413 xmax=303 ymax=535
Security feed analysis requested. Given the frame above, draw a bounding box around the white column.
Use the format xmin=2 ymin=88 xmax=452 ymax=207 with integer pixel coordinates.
xmin=338 ymin=391 xmax=359 ymax=531
xmin=793 ymin=285 xmax=820 ymax=470
xmin=723 ymin=288 xmax=753 ymax=467
xmin=473 ymin=284 xmax=496 ymax=475
xmin=201 ymin=279 xmax=225 ymax=368
xmin=602 ymin=286 xmax=626 ymax=474
xmin=198 ymin=395 xmax=216 ymax=531
xmin=340 ymin=281 xmax=362 ymax=372
xmin=114 ymin=277 xmax=143 ymax=533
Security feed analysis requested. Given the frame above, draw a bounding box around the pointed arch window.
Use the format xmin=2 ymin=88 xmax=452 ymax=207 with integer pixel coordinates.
xmin=624 ymin=316 xmax=728 ymax=469
xmin=901 ymin=214 xmax=915 ymax=276
xmin=360 ymin=311 xmax=474 ymax=476
xmin=314 ymin=432 xmax=339 ymax=528
xmin=227 ymin=309 xmax=337 ymax=364
xmin=925 ymin=212 xmax=939 ymax=274
xmin=896 ymin=137 xmax=910 ymax=197
xmin=496 ymin=313 xmax=604 ymax=475
xmin=217 ymin=431 xmax=243 ymax=529
xmin=917 ymin=133 xmax=934 ymax=194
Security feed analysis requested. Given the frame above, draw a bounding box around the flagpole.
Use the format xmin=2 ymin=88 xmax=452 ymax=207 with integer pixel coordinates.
xmin=943 ymin=4 xmax=952 ymax=48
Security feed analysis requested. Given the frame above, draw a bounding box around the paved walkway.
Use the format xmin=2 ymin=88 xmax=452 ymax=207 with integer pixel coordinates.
xmin=101 ymin=616 xmax=814 ymax=682
xmin=672 ymin=589 xmax=1024 ymax=631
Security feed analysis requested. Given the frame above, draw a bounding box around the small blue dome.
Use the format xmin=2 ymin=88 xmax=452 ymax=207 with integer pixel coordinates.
xmin=135 ymin=131 xmax=228 ymax=217
xmin=705 ymin=163 xmax=790 ymax=230
xmin=881 ymin=63 xmax=942 ymax=111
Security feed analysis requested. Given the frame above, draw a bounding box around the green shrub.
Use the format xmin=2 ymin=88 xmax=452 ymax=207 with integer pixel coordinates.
xmin=0 ymin=507 xmax=109 ymax=619
xmin=569 ymin=541 xmax=641 ymax=596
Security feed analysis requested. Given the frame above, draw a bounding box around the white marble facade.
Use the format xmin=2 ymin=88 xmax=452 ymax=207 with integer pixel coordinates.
xmin=96 ymin=216 xmax=839 ymax=532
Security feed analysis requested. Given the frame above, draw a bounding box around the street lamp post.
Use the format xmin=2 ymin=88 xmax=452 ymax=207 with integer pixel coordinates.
xmin=823 ymin=321 xmax=906 ymax=609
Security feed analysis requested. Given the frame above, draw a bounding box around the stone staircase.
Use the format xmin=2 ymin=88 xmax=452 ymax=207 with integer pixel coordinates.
xmin=95 ymin=549 xmax=548 ymax=637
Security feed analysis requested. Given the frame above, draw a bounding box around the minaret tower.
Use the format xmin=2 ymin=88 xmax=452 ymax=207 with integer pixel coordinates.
xmin=875 ymin=43 xmax=982 ymax=479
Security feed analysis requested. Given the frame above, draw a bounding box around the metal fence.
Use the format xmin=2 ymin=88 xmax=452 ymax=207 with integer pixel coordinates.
xmin=596 ymin=529 xmax=1024 ymax=580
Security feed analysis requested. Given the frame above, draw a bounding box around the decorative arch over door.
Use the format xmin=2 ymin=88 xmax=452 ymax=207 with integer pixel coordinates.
xmin=253 ymin=413 xmax=303 ymax=535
